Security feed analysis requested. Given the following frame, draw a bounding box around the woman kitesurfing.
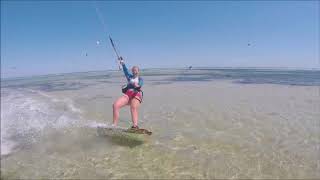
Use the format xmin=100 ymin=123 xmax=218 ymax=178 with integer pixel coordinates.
xmin=94 ymin=3 xmax=151 ymax=135
xmin=109 ymin=36 xmax=144 ymax=130
xmin=108 ymin=36 xmax=151 ymax=135
xmin=112 ymin=57 xmax=144 ymax=130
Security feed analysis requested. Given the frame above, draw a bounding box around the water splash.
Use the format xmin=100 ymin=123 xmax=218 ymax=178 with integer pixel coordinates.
xmin=1 ymin=89 xmax=82 ymax=156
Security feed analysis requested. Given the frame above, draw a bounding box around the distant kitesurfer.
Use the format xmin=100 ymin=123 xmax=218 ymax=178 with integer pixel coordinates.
xmin=112 ymin=57 xmax=143 ymax=130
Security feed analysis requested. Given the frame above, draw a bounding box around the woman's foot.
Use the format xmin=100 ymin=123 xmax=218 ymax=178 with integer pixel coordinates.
xmin=131 ymin=125 xmax=139 ymax=129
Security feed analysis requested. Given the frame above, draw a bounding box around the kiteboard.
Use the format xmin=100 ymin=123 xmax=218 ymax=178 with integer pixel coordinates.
xmin=97 ymin=126 xmax=152 ymax=136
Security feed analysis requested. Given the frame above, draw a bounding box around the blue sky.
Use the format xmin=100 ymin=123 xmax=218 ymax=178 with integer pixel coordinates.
xmin=1 ymin=1 xmax=319 ymax=78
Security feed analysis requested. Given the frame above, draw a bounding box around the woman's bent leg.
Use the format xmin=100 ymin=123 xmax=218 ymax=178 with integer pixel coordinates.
xmin=112 ymin=95 xmax=129 ymax=126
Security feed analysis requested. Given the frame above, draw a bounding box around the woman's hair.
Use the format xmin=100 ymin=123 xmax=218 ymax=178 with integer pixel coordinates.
xmin=132 ymin=66 xmax=139 ymax=71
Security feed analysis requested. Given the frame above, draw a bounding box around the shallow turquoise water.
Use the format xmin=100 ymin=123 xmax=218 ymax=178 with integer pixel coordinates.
xmin=1 ymin=69 xmax=319 ymax=179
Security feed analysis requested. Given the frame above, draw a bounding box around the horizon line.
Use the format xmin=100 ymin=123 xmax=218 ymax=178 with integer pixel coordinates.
xmin=2 ymin=66 xmax=320 ymax=81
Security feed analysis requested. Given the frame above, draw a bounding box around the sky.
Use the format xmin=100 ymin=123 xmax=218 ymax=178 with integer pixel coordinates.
xmin=1 ymin=1 xmax=319 ymax=78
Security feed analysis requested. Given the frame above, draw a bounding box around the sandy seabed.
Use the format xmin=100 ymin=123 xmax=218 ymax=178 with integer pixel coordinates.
xmin=1 ymin=72 xmax=320 ymax=179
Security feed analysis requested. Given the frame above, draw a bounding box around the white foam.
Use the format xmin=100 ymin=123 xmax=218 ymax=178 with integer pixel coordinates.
xmin=25 ymin=89 xmax=82 ymax=114
xmin=1 ymin=89 xmax=82 ymax=156
xmin=87 ymin=121 xmax=125 ymax=129
xmin=64 ymin=99 xmax=82 ymax=113
xmin=86 ymin=121 xmax=109 ymax=128
xmin=1 ymin=139 xmax=17 ymax=156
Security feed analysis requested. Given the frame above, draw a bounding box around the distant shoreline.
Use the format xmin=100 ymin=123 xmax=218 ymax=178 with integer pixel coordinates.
xmin=2 ymin=67 xmax=320 ymax=81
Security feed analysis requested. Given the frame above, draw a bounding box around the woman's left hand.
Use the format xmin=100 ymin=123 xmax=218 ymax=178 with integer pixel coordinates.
xmin=118 ymin=56 xmax=124 ymax=65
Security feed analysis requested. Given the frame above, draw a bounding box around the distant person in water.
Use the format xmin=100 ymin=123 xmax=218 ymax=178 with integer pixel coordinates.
xmin=112 ymin=57 xmax=143 ymax=129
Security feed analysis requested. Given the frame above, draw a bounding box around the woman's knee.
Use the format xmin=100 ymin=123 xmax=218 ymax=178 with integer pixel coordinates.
xmin=130 ymin=102 xmax=140 ymax=110
xmin=130 ymin=104 xmax=138 ymax=111
xmin=113 ymin=102 xmax=119 ymax=109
